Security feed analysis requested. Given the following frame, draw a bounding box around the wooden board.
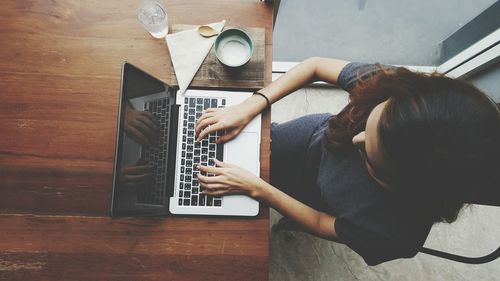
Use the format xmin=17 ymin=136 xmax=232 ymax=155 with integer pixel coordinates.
xmin=168 ymin=25 xmax=265 ymax=89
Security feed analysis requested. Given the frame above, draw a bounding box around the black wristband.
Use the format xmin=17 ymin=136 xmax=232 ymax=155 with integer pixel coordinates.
xmin=253 ymin=91 xmax=271 ymax=110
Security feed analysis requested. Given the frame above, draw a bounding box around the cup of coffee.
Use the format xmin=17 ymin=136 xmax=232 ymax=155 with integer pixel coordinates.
xmin=214 ymin=29 xmax=253 ymax=68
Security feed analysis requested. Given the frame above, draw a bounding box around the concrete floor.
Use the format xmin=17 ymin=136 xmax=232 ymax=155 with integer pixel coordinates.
xmin=268 ymin=86 xmax=500 ymax=281
xmin=269 ymin=1 xmax=500 ymax=279
xmin=273 ymin=0 xmax=497 ymax=65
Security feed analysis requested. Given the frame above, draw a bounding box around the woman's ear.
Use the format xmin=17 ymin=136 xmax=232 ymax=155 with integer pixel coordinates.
xmin=352 ymin=131 xmax=366 ymax=145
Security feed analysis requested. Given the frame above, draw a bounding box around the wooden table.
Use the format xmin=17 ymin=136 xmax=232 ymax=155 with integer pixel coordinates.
xmin=0 ymin=1 xmax=273 ymax=280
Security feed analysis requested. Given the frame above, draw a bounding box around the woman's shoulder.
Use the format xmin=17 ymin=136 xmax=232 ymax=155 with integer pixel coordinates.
xmin=337 ymin=62 xmax=396 ymax=93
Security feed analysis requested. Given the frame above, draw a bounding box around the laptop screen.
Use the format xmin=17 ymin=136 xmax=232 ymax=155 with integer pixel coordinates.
xmin=111 ymin=63 xmax=177 ymax=217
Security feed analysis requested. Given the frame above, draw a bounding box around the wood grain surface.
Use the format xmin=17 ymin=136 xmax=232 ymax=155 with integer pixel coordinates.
xmin=0 ymin=0 xmax=273 ymax=280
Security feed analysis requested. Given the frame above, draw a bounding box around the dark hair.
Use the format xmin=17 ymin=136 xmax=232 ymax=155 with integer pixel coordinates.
xmin=326 ymin=66 xmax=500 ymax=223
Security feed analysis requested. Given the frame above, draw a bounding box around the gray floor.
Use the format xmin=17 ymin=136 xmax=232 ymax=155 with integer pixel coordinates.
xmin=268 ymin=87 xmax=500 ymax=281
xmin=273 ymin=0 xmax=497 ymax=65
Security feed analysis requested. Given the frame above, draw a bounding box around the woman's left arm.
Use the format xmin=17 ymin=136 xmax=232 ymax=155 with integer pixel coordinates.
xmin=197 ymin=160 xmax=338 ymax=241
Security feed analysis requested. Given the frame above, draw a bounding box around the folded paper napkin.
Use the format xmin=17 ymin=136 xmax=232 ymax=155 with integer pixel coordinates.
xmin=165 ymin=20 xmax=226 ymax=94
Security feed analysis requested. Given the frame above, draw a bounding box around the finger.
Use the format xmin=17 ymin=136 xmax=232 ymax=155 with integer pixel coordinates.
xmin=203 ymin=189 xmax=230 ymax=196
xmin=132 ymin=121 xmax=156 ymax=142
xmin=213 ymin=159 xmax=230 ymax=168
xmin=125 ymin=164 xmax=154 ymax=175
xmin=196 ymin=111 xmax=216 ymax=126
xmin=199 ymin=183 xmax=227 ymax=190
xmin=197 ymin=173 xmax=224 ymax=184
xmin=126 ymin=124 xmax=149 ymax=144
xmin=215 ymin=129 xmax=240 ymax=144
xmin=197 ymin=165 xmax=222 ymax=174
xmin=123 ymin=172 xmax=154 ymax=183
xmin=195 ymin=117 xmax=217 ymax=135
xmin=203 ymin=108 xmax=218 ymax=114
xmin=197 ymin=122 xmax=224 ymax=141
xmin=138 ymin=113 xmax=158 ymax=131
xmin=142 ymin=110 xmax=159 ymax=124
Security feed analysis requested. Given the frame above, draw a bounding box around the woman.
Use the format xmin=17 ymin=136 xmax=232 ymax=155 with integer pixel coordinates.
xmin=194 ymin=58 xmax=500 ymax=265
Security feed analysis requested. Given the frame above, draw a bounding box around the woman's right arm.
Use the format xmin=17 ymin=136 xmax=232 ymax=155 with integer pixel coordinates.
xmin=196 ymin=57 xmax=350 ymax=142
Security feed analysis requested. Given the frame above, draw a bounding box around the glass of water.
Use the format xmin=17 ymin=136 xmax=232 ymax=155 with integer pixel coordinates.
xmin=138 ymin=0 xmax=169 ymax=38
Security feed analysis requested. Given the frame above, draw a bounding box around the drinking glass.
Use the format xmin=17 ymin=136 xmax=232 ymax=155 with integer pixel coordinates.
xmin=138 ymin=0 xmax=168 ymax=38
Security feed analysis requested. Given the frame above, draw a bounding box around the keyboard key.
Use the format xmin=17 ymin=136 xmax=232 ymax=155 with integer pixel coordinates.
xmin=194 ymin=149 xmax=200 ymax=156
xmin=214 ymin=199 xmax=222 ymax=206
xmin=196 ymin=105 xmax=203 ymax=112
xmin=196 ymin=98 xmax=203 ymax=104
xmin=221 ymin=99 xmax=226 ymax=106
xmin=203 ymin=99 xmax=211 ymax=109
xmin=188 ymin=116 xmax=195 ymax=122
xmin=184 ymin=199 xmax=190 ymax=205
xmin=189 ymin=98 xmax=196 ymax=107
xmin=207 ymin=196 xmax=213 ymax=206
xmin=211 ymin=99 xmax=217 ymax=108
xmin=199 ymin=195 xmax=206 ymax=206
xmin=191 ymin=195 xmax=198 ymax=206
xmin=187 ymin=137 xmax=194 ymax=144
xmin=216 ymin=144 xmax=223 ymax=161
xmin=187 ymin=153 xmax=193 ymax=159
xmin=179 ymin=190 xmax=183 ymax=197
xmin=179 ymin=198 xmax=183 ymax=206
xmin=192 ymin=187 xmax=198 ymax=194
xmin=185 ymin=191 xmax=191 ymax=197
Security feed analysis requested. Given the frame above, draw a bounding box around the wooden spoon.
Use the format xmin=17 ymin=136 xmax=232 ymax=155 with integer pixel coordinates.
xmin=198 ymin=25 xmax=220 ymax=37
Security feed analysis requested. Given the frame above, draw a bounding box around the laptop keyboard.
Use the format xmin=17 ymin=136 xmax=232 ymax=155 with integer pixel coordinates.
xmin=137 ymin=97 xmax=170 ymax=206
xmin=178 ymin=97 xmax=226 ymax=207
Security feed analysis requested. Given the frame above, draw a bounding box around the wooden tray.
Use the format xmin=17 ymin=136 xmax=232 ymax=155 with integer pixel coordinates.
xmin=168 ymin=24 xmax=265 ymax=89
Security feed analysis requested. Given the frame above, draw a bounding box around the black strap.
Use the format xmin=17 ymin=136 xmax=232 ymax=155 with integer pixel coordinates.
xmin=253 ymin=91 xmax=271 ymax=110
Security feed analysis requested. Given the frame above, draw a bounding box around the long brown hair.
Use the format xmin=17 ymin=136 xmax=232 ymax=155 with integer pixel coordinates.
xmin=326 ymin=66 xmax=500 ymax=223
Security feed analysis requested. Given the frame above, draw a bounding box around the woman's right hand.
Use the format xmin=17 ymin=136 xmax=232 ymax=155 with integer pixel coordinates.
xmin=195 ymin=96 xmax=265 ymax=143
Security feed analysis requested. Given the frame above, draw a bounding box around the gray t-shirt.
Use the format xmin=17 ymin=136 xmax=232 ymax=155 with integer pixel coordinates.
xmin=307 ymin=62 xmax=433 ymax=265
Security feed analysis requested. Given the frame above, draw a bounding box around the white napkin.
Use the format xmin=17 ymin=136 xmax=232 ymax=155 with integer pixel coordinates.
xmin=166 ymin=20 xmax=226 ymax=94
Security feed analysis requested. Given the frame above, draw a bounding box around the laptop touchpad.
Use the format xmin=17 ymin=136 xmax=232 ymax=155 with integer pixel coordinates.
xmin=225 ymin=132 xmax=259 ymax=176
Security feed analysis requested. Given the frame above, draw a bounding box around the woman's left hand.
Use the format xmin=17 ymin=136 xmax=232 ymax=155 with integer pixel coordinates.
xmin=197 ymin=159 xmax=266 ymax=198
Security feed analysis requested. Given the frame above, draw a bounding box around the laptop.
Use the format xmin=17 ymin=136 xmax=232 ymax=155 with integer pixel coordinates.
xmin=111 ymin=62 xmax=261 ymax=217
